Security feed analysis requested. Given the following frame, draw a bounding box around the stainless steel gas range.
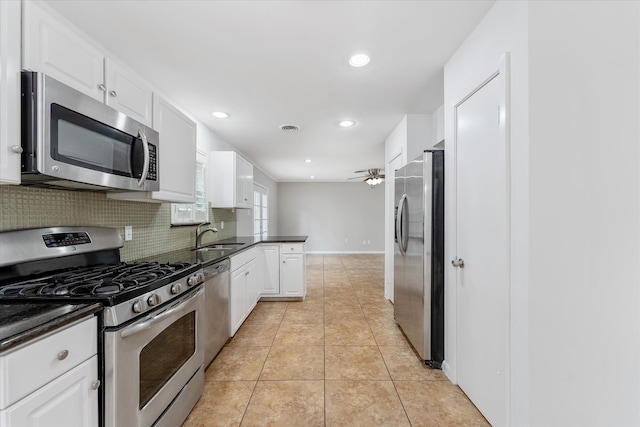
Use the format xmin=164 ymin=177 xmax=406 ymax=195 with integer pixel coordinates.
xmin=0 ymin=226 xmax=205 ymax=427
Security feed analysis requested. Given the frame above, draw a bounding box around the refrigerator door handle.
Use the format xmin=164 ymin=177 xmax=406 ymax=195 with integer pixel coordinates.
xmin=396 ymin=194 xmax=408 ymax=255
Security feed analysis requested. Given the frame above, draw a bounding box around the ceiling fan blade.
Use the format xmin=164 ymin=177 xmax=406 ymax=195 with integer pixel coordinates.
xmin=347 ymin=176 xmax=367 ymax=180
xmin=353 ymin=169 xmax=369 ymax=174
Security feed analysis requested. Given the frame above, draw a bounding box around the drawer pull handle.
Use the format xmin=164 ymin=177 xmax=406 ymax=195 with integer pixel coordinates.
xmin=91 ymin=380 xmax=101 ymax=390
xmin=57 ymin=350 xmax=69 ymax=361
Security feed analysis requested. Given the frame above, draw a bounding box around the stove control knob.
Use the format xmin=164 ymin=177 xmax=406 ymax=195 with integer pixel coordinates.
xmin=147 ymin=294 xmax=161 ymax=306
xmin=170 ymin=283 xmax=183 ymax=294
xmin=198 ymin=272 xmax=205 ymax=282
xmin=132 ymin=300 xmax=144 ymax=313
xmin=187 ymin=275 xmax=199 ymax=287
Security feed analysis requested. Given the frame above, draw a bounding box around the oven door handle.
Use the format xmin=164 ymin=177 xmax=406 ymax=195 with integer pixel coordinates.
xmin=120 ymin=288 xmax=200 ymax=339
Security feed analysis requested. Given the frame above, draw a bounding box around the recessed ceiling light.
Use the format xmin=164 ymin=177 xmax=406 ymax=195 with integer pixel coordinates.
xmin=349 ymin=53 xmax=370 ymax=67
xmin=305 ymin=159 xmax=312 ymax=163
xmin=339 ymin=120 xmax=355 ymax=128
xmin=211 ymin=111 xmax=229 ymax=119
xmin=310 ymin=176 xmax=315 ymax=179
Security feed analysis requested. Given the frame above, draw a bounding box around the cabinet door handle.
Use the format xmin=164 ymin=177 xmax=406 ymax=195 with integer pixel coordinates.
xmin=98 ymin=83 xmax=106 ymax=91
xmin=109 ymin=90 xmax=117 ymax=97
xmin=57 ymin=350 xmax=69 ymax=360
xmin=282 ymin=260 xmax=286 ymax=264
xmin=91 ymin=380 xmax=101 ymax=390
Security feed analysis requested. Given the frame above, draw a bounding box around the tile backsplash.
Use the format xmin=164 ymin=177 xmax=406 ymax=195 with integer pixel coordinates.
xmin=0 ymin=185 xmax=237 ymax=261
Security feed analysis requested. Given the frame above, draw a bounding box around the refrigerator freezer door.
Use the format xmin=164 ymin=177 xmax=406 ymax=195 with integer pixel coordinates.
xmin=394 ymin=154 xmax=430 ymax=360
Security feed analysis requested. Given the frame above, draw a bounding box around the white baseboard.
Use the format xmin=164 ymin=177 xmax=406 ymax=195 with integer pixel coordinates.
xmin=306 ymin=251 xmax=385 ymax=254
xmin=442 ymin=360 xmax=455 ymax=383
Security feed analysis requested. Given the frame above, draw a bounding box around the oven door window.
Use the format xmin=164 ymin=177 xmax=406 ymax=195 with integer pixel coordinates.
xmin=50 ymin=103 xmax=143 ymax=178
xmin=139 ymin=311 xmax=196 ymax=409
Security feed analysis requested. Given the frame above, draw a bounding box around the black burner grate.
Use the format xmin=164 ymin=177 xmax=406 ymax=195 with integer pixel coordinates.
xmin=0 ymin=262 xmax=192 ymax=298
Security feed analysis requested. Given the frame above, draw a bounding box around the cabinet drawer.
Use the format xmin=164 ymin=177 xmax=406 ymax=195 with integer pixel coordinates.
xmin=230 ymin=247 xmax=258 ymax=271
xmin=0 ymin=316 xmax=97 ymax=409
xmin=281 ymin=243 xmax=304 ymax=254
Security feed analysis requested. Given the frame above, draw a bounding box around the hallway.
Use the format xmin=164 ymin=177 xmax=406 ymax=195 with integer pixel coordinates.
xmin=183 ymin=254 xmax=488 ymax=426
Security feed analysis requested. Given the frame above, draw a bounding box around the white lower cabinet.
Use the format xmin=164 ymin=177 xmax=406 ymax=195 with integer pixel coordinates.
xmin=0 ymin=317 xmax=99 ymax=427
xmin=281 ymin=252 xmax=305 ymax=297
xmin=259 ymin=243 xmax=306 ymax=299
xmin=261 ymin=244 xmax=281 ymax=296
xmin=0 ymin=356 xmax=98 ymax=427
xmin=229 ymin=248 xmax=259 ymax=336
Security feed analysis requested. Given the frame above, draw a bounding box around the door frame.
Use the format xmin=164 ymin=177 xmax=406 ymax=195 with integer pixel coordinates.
xmin=447 ymin=53 xmax=511 ymax=424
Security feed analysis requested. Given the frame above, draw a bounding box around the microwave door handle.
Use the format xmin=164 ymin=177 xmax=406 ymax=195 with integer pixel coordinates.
xmin=137 ymin=129 xmax=150 ymax=187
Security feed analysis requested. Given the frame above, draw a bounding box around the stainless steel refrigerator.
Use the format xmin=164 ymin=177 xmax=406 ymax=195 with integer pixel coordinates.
xmin=394 ymin=150 xmax=444 ymax=368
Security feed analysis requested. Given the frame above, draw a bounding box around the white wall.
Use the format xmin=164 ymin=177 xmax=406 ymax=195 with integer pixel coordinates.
xmin=278 ymin=182 xmax=384 ymax=253
xmin=445 ymin=1 xmax=640 ymax=425
xmin=406 ymin=114 xmax=432 ymax=161
xmin=431 ymin=104 xmax=444 ymax=145
xmin=444 ymin=0 xmax=529 ymax=423
xmin=528 ymin=2 xmax=640 ymax=425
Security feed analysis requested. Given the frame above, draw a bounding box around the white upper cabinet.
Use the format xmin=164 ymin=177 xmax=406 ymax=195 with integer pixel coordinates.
xmin=104 ymin=59 xmax=153 ymax=127
xmin=208 ymin=151 xmax=254 ymax=209
xmin=0 ymin=0 xmax=21 ymax=184
xmin=22 ymin=1 xmax=104 ymax=101
xmin=109 ymin=94 xmax=197 ymax=203
xmin=22 ymin=1 xmax=153 ymax=126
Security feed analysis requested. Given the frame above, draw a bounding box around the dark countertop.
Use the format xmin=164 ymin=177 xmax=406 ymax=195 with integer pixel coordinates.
xmin=138 ymin=235 xmax=308 ymax=267
xmin=0 ymin=302 xmax=102 ymax=354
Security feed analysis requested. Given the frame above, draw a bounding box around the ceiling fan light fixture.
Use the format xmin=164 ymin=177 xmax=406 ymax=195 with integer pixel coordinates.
xmin=349 ymin=53 xmax=370 ymax=67
xmin=366 ymin=177 xmax=383 ymax=186
xmin=339 ymin=120 xmax=355 ymax=128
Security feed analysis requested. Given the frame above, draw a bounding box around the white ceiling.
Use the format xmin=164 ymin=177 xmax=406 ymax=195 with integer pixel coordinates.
xmin=45 ymin=0 xmax=494 ymax=182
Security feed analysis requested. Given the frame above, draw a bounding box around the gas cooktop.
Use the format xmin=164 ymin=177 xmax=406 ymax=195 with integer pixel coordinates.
xmin=0 ymin=261 xmax=200 ymax=306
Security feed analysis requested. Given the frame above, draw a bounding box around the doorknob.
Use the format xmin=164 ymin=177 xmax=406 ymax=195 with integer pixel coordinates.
xmin=451 ymin=258 xmax=465 ymax=268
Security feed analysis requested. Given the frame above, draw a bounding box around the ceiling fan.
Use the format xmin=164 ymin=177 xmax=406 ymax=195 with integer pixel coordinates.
xmin=348 ymin=168 xmax=386 ymax=187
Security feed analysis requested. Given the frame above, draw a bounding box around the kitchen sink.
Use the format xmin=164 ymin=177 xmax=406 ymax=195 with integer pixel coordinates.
xmin=192 ymin=243 xmax=245 ymax=253
xmin=210 ymin=243 xmax=245 ymax=249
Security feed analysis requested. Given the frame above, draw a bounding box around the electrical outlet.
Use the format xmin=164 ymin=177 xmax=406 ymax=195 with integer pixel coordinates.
xmin=124 ymin=226 xmax=133 ymax=241
xmin=220 ymin=221 xmax=224 ymax=230
xmin=367 ymin=240 xmax=371 ymax=245
xmin=362 ymin=240 xmax=366 ymax=245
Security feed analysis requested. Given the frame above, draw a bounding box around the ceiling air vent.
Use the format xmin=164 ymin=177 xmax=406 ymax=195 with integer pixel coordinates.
xmin=280 ymin=124 xmax=299 ymax=132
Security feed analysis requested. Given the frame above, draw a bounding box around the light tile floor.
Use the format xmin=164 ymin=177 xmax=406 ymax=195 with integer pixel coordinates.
xmin=183 ymin=254 xmax=489 ymax=427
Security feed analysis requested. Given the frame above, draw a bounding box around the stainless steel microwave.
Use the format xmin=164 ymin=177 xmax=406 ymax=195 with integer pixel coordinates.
xmin=21 ymin=71 xmax=159 ymax=191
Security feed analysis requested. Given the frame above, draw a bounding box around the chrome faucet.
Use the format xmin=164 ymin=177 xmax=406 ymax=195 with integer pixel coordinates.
xmin=195 ymin=222 xmax=219 ymax=249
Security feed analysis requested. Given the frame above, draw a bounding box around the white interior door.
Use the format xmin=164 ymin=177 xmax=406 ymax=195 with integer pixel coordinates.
xmin=455 ymin=71 xmax=509 ymax=426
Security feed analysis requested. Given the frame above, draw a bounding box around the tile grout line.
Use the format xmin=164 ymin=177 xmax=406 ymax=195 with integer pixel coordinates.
xmin=237 ymin=301 xmax=286 ymax=426
xmin=322 ymin=254 xmax=327 ymax=427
